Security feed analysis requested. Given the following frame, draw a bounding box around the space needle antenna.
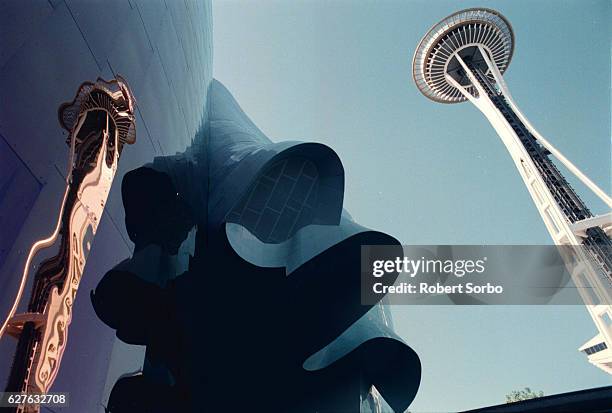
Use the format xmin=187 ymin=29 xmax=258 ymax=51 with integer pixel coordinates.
xmin=413 ymin=8 xmax=612 ymax=374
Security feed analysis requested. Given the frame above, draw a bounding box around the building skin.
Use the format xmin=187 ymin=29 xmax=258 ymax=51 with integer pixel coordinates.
xmin=0 ymin=1 xmax=420 ymax=411
xmin=92 ymin=79 xmax=421 ymax=413
xmin=0 ymin=3 xmax=214 ymax=410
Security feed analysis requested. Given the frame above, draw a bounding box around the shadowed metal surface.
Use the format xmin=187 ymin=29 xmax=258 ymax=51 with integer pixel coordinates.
xmin=90 ymin=79 xmax=421 ymax=412
xmin=1 ymin=2 xmax=421 ymax=411
xmin=0 ymin=1 xmax=213 ymax=411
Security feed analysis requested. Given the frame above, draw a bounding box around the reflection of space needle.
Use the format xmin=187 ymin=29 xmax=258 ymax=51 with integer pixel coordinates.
xmin=413 ymin=8 xmax=612 ymax=374
xmin=1 ymin=77 xmax=136 ymax=404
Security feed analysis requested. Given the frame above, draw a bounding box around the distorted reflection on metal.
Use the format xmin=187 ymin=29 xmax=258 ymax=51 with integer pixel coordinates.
xmin=1 ymin=77 xmax=136 ymax=412
xmin=91 ymin=80 xmax=421 ymax=412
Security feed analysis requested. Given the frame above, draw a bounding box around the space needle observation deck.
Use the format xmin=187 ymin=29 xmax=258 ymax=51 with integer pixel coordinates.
xmin=413 ymin=8 xmax=514 ymax=104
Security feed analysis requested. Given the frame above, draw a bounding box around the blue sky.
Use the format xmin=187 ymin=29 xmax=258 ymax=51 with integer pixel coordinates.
xmin=212 ymin=0 xmax=611 ymax=410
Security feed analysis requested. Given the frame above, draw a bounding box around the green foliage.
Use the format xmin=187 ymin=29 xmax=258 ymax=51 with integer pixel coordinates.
xmin=505 ymin=387 xmax=544 ymax=403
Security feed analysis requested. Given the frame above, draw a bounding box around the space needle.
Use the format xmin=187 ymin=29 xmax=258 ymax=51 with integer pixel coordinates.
xmin=413 ymin=8 xmax=612 ymax=373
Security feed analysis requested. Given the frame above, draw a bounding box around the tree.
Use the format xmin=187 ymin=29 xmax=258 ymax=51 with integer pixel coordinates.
xmin=505 ymin=387 xmax=544 ymax=403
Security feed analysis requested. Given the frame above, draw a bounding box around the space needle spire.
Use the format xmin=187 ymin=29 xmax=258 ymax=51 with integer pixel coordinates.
xmin=413 ymin=8 xmax=612 ymax=373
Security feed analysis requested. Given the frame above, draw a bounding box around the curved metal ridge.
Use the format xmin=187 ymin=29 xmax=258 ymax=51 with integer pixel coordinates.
xmin=412 ymin=8 xmax=514 ymax=103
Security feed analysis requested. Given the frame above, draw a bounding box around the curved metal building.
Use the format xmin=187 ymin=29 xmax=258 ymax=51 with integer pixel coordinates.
xmin=0 ymin=1 xmax=420 ymax=411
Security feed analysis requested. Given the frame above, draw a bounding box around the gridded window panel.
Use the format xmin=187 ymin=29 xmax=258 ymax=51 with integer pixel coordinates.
xmin=227 ymin=157 xmax=319 ymax=243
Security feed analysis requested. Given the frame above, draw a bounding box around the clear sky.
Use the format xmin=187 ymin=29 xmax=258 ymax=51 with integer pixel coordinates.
xmin=212 ymin=0 xmax=611 ymax=411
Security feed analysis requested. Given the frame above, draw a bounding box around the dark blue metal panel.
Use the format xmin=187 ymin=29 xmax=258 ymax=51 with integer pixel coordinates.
xmin=0 ymin=1 xmax=213 ymax=410
xmin=0 ymin=0 xmax=53 ymax=69
xmin=0 ymin=134 xmax=42 ymax=271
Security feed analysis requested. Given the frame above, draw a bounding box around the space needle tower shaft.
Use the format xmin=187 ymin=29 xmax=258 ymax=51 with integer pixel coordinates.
xmin=413 ymin=8 xmax=612 ymax=373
